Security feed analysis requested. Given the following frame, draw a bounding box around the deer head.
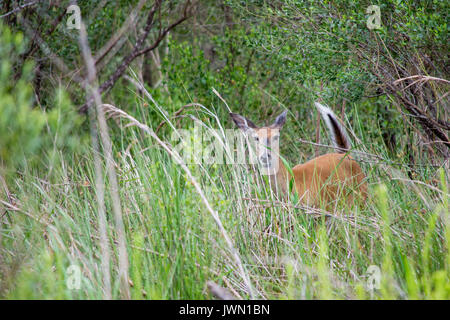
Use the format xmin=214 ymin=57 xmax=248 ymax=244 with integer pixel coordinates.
xmin=230 ymin=111 xmax=287 ymax=174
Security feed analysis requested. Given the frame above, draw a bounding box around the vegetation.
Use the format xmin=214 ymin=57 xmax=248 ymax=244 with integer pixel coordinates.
xmin=0 ymin=0 xmax=448 ymax=299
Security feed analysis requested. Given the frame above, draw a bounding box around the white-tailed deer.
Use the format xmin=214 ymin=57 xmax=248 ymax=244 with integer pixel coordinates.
xmin=230 ymin=102 xmax=367 ymax=209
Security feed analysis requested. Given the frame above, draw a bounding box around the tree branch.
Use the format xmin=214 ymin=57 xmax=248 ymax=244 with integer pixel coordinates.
xmin=93 ymin=0 xmax=148 ymax=66
xmin=0 ymin=0 xmax=41 ymax=19
xmin=79 ymin=0 xmax=192 ymax=113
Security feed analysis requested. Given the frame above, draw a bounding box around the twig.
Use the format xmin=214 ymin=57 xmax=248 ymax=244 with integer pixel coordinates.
xmin=18 ymin=16 xmax=84 ymax=84
xmin=393 ymin=75 xmax=450 ymax=86
xmin=93 ymin=0 xmax=148 ymax=66
xmin=0 ymin=0 xmax=41 ymax=19
xmin=212 ymin=87 xmax=232 ymax=112
xmin=79 ymin=0 xmax=192 ymax=113
xmin=390 ymin=178 xmax=449 ymax=196
xmin=0 ymin=199 xmax=57 ymax=233
xmin=242 ymin=197 xmax=347 ymax=221
xmin=154 ymin=103 xmax=204 ymax=134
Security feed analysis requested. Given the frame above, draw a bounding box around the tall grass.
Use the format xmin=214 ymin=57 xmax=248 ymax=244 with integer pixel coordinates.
xmin=1 ymin=86 xmax=449 ymax=300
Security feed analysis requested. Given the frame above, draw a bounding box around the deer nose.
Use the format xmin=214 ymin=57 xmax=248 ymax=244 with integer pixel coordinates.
xmin=259 ymin=153 xmax=271 ymax=165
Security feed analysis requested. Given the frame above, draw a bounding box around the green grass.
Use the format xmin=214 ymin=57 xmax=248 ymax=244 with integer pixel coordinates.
xmin=1 ymin=90 xmax=449 ymax=300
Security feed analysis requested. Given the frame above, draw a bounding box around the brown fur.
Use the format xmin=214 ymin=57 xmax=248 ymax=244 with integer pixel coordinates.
xmin=273 ymin=153 xmax=367 ymax=209
xmin=230 ymin=109 xmax=368 ymax=211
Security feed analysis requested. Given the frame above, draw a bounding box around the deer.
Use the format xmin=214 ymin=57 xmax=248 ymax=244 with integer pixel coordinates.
xmin=230 ymin=102 xmax=367 ymax=210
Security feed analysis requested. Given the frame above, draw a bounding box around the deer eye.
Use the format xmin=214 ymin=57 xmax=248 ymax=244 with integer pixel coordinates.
xmin=272 ymin=135 xmax=279 ymax=141
xmin=253 ymin=135 xmax=259 ymax=142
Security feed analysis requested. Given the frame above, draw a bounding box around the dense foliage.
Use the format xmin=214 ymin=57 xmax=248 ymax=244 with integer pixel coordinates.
xmin=0 ymin=0 xmax=448 ymax=299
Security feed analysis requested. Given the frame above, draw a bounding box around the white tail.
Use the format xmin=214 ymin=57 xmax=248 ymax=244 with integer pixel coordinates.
xmin=314 ymin=102 xmax=351 ymax=153
xmin=231 ymin=104 xmax=367 ymax=208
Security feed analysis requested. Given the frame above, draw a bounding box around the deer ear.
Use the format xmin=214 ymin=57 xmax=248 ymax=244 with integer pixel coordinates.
xmin=230 ymin=113 xmax=257 ymax=131
xmin=271 ymin=110 xmax=287 ymax=128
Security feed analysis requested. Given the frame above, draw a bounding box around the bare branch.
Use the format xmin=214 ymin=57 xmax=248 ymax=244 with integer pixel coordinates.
xmin=93 ymin=0 xmax=148 ymax=66
xmin=79 ymin=0 xmax=162 ymax=112
xmin=0 ymin=0 xmax=41 ymax=19
xmin=18 ymin=16 xmax=83 ymax=83
xmin=79 ymin=0 xmax=193 ymax=113
xmin=393 ymin=75 xmax=450 ymax=86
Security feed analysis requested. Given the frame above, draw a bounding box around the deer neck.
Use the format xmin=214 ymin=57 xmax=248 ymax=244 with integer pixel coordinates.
xmin=267 ymin=155 xmax=290 ymax=196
